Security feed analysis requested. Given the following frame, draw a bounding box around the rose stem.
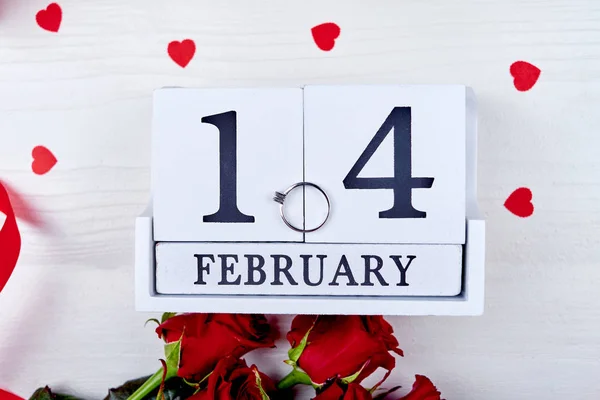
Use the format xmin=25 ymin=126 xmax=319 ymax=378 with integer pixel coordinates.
xmin=126 ymin=365 xmax=176 ymax=400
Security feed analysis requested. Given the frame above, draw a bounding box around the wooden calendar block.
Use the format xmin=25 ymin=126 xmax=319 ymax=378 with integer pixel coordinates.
xmin=303 ymin=85 xmax=467 ymax=244
xmin=137 ymin=84 xmax=485 ymax=315
xmin=152 ymin=88 xmax=304 ymax=242
xmin=155 ymin=242 xmax=462 ymax=296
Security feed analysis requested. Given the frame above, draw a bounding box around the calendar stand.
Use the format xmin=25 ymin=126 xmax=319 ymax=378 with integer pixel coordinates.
xmin=134 ymin=85 xmax=485 ymax=316
xmin=135 ymin=208 xmax=484 ymax=315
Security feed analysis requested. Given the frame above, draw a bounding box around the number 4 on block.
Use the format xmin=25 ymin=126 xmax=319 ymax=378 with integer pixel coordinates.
xmin=304 ymin=85 xmax=466 ymax=244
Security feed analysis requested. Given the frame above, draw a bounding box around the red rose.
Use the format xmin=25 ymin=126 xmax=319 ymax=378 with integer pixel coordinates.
xmin=397 ymin=375 xmax=443 ymax=400
xmin=286 ymin=315 xmax=403 ymax=385
xmin=313 ymin=381 xmax=372 ymax=400
xmin=190 ymin=356 xmax=278 ymax=400
xmin=156 ymin=313 xmax=276 ymax=381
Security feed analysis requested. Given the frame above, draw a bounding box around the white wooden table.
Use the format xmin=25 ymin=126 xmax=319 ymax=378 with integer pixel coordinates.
xmin=1 ymin=1 xmax=599 ymax=399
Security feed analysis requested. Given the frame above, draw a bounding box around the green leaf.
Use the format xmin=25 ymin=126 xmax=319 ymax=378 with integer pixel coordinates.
xmin=29 ymin=386 xmax=83 ymax=400
xmin=182 ymin=378 xmax=200 ymax=388
xmin=198 ymin=372 xmax=212 ymax=386
xmin=29 ymin=387 xmax=54 ymax=400
xmin=252 ymin=368 xmax=270 ymax=400
xmin=276 ymin=369 xmax=317 ymax=390
xmin=161 ymin=312 xmax=177 ymax=323
xmin=104 ymin=376 xmax=195 ymax=400
xmin=164 ymin=337 xmax=182 ymax=373
xmin=287 ymin=323 xmax=314 ymax=363
xmin=340 ymin=361 xmax=368 ymax=385
xmin=145 ymin=318 xmax=161 ymax=327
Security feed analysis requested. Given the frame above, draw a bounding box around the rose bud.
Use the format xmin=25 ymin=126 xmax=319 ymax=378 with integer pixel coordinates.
xmin=283 ymin=315 xmax=403 ymax=386
xmin=397 ymin=375 xmax=443 ymax=400
xmin=156 ymin=313 xmax=277 ymax=381
xmin=189 ymin=356 xmax=279 ymax=400
xmin=313 ymin=381 xmax=372 ymax=400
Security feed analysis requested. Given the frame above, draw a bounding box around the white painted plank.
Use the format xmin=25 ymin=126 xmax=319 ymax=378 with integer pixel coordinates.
xmin=1 ymin=1 xmax=600 ymax=399
xmin=155 ymin=242 xmax=462 ymax=296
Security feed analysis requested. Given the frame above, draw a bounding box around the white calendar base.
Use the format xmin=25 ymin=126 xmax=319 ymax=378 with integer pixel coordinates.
xmin=134 ymin=201 xmax=484 ymax=315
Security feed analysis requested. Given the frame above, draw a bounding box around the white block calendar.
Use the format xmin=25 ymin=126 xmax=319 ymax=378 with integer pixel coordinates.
xmin=135 ymin=84 xmax=486 ymax=316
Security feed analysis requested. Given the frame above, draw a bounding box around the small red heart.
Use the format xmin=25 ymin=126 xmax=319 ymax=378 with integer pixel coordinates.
xmin=311 ymin=22 xmax=341 ymax=51
xmin=504 ymin=187 xmax=534 ymax=218
xmin=36 ymin=3 xmax=62 ymax=33
xmin=31 ymin=146 xmax=57 ymax=175
xmin=168 ymin=39 xmax=196 ymax=68
xmin=510 ymin=61 xmax=541 ymax=91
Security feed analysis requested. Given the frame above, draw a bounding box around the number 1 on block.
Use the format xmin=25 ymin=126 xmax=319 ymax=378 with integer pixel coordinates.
xmin=201 ymin=111 xmax=255 ymax=224
xmin=152 ymin=88 xmax=304 ymax=242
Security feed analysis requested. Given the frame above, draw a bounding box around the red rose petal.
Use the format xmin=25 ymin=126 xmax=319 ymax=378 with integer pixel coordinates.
xmin=398 ymin=375 xmax=442 ymax=400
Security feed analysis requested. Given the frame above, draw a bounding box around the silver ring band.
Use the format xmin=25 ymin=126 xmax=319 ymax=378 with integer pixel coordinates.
xmin=273 ymin=182 xmax=330 ymax=233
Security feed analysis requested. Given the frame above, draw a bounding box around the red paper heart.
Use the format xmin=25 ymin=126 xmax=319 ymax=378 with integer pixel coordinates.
xmin=311 ymin=22 xmax=341 ymax=51
xmin=510 ymin=61 xmax=541 ymax=91
xmin=168 ymin=39 xmax=196 ymax=68
xmin=36 ymin=3 xmax=62 ymax=33
xmin=32 ymin=146 xmax=57 ymax=175
xmin=504 ymin=187 xmax=534 ymax=218
xmin=0 ymin=182 xmax=21 ymax=293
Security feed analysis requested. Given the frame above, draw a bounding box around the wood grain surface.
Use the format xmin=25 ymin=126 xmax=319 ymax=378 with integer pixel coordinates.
xmin=1 ymin=1 xmax=600 ymax=399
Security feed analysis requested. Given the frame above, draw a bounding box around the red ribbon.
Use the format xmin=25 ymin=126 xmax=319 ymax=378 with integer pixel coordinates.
xmin=0 ymin=389 xmax=24 ymax=400
xmin=0 ymin=181 xmax=21 ymax=293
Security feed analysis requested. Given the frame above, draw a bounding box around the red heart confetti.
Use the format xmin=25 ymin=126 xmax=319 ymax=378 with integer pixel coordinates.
xmin=311 ymin=22 xmax=341 ymax=51
xmin=36 ymin=3 xmax=62 ymax=33
xmin=510 ymin=61 xmax=541 ymax=92
xmin=31 ymin=146 xmax=57 ymax=175
xmin=168 ymin=39 xmax=196 ymax=68
xmin=0 ymin=182 xmax=21 ymax=294
xmin=504 ymin=187 xmax=534 ymax=218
